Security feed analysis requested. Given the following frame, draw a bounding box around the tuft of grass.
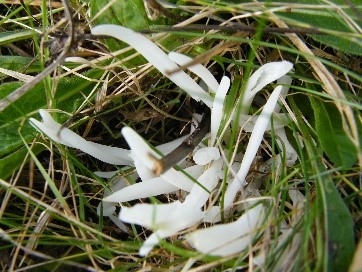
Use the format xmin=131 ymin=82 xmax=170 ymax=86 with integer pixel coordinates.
xmin=0 ymin=0 xmax=361 ymax=271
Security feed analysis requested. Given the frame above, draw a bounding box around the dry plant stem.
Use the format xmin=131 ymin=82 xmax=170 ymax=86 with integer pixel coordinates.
xmin=0 ymin=0 xmax=74 ymax=112
xmin=143 ymin=24 xmax=326 ymax=35
xmin=0 ymin=229 xmax=97 ymax=272
xmin=152 ymin=106 xmax=211 ymax=175
xmin=144 ymin=0 xmax=180 ymax=20
xmin=9 ymin=0 xmax=64 ymax=8
xmin=0 ymin=178 xmax=118 ymax=241
xmin=60 ymin=10 xmax=219 ymax=78
xmin=183 ymin=255 xmax=239 ymax=272
xmin=166 ymin=32 xmax=247 ymax=75
xmin=156 ymin=24 xmax=326 ymax=75
xmin=268 ymin=12 xmax=362 ymax=166
xmin=22 ymin=178 xmax=69 ymax=264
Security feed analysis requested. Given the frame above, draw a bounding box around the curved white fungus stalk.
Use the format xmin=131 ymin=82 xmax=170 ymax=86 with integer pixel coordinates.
xmin=103 ymin=164 xmax=204 ymax=204
xmin=29 ymin=110 xmax=133 ymax=165
xmin=120 ymin=201 xmax=204 ymax=256
xmin=103 ymin=178 xmax=179 ymax=202
xmin=224 ymin=86 xmax=283 ymax=209
xmin=168 ymin=51 xmax=220 ymax=93
xmin=211 ymin=76 xmax=230 ymax=146
xmin=184 ymin=158 xmax=223 ymax=209
xmin=240 ymin=61 xmax=293 ymax=114
xmin=186 ymin=204 xmax=264 ymax=256
xmin=91 ymin=25 xmax=213 ymax=107
xmin=121 ymin=126 xmax=160 ymax=169
xmin=121 ymin=126 xmax=196 ymax=191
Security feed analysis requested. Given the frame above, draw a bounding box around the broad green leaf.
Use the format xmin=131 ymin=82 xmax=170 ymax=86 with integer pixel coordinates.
xmin=319 ymin=170 xmax=355 ymax=272
xmin=90 ymin=0 xmax=149 ymax=29
xmin=90 ymin=0 xmax=150 ymax=53
xmin=0 ymin=144 xmax=42 ymax=180
xmin=309 ymin=97 xmax=357 ymax=168
xmin=0 ymin=69 xmax=103 ymax=179
xmin=291 ymin=98 xmax=355 ymax=271
xmin=280 ymin=13 xmax=361 ymax=56
xmin=0 ymin=121 xmax=35 ymax=163
xmin=261 ymin=0 xmax=362 ymax=56
xmin=0 ymin=56 xmax=41 ymax=75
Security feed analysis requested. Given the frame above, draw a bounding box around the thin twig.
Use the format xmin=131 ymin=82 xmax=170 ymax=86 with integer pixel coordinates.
xmin=143 ymin=24 xmax=327 ymax=75
xmin=150 ymin=106 xmax=211 ymax=175
xmin=141 ymin=24 xmax=327 ymax=35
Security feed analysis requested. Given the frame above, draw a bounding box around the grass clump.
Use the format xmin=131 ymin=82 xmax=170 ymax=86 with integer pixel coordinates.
xmin=0 ymin=1 xmax=360 ymax=271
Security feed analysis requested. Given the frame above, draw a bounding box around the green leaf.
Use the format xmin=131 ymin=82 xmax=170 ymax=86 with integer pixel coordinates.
xmin=320 ymin=171 xmax=355 ymax=272
xmin=0 ymin=56 xmax=41 ymax=75
xmin=310 ymin=97 xmax=357 ymax=168
xmin=0 ymin=29 xmax=37 ymax=45
xmin=0 ymin=69 xmax=103 ymax=179
xmin=283 ymin=13 xmax=361 ymax=56
xmin=0 ymin=140 xmax=34 ymax=179
xmin=290 ymin=97 xmax=355 ymax=271
xmin=0 ymin=121 xmax=35 ymax=162
xmin=90 ymin=0 xmax=150 ymax=53
xmin=90 ymin=0 xmax=149 ymax=29
xmin=262 ymin=0 xmax=362 ymax=56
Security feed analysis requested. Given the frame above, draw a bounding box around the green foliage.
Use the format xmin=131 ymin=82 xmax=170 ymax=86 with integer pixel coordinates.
xmin=0 ymin=0 xmax=360 ymax=270
xmin=90 ymin=0 xmax=149 ymax=29
xmin=0 ymin=69 xmax=102 ymax=178
xmin=0 ymin=29 xmax=37 ymax=45
xmin=0 ymin=56 xmax=42 ymax=76
xmin=310 ymin=97 xmax=358 ymax=168
xmin=261 ymin=0 xmax=362 ymax=55
xmin=89 ymin=0 xmax=150 ymax=53
xmin=291 ymin=98 xmax=356 ymax=271
xmin=320 ymin=172 xmax=355 ymax=272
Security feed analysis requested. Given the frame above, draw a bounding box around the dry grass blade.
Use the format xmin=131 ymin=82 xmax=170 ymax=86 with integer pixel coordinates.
xmin=2 ymin=0 xmax=63 ymax=8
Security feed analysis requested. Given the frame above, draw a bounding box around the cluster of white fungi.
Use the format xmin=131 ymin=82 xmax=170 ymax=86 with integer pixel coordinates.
xmin=30 ymin=24 xmax=303 ymax=268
